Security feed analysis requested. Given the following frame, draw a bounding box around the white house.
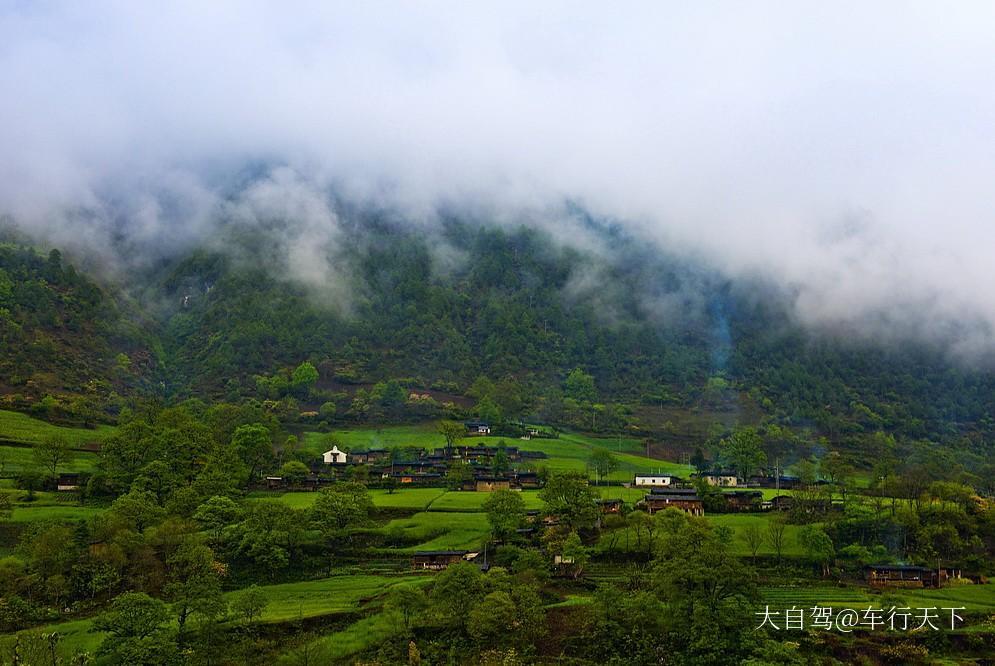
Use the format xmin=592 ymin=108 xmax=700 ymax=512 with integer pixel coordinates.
xmin=633 ymin=475 xmax=674 ymax=488
xmin=322 ymin=446 xmax=348 ymax=465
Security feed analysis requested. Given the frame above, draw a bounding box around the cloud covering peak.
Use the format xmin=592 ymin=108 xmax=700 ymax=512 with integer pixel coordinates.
xmin=3 ymin=2 xmax=995 ymax=354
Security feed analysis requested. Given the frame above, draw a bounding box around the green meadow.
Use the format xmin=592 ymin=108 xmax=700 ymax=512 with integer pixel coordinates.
xmin=0 ymin=409 xmax=116 ymax=447
xmin=0 ymin=443 xmax=99 ymax=474
xmin=760 ymin=583 xmax=995 ymax=614
xmin=375 ymin=512 xmax=491 ymax=552
xmin=226 ymin=573 xmax=427 ymax=622
xmin=6 ymin=491 xmax=105 ymax=523
xmin=706 ymin=513 xmax=808 ymax=557
xmin=302 ymin=424 xmax=693 ymax=483
xmin=4 ymin=574 xmax=426 ymax=661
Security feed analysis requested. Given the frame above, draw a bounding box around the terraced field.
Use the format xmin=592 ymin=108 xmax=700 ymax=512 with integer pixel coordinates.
xmin=0 ymin=409 xmax=115 ymax=446
xmin=228 ymin=573 xmax=428 ymax=622
xmin=375 ymin=511 xmax=490 ymax=552
xmin=760 ymin=583 xmax=995 ymax=614
xmin=0 ymin=444 xmax=99 ymax=474
xmin=4 ymin=573 xmax=427 ymax=661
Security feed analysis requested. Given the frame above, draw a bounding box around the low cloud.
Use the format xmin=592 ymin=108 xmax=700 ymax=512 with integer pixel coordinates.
xmin=3 ymin=2 xmax=995 ymax=355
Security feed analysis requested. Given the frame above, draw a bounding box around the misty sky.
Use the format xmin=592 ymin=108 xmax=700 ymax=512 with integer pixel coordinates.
xmin=3 ymin=2 xmax=995 ymax=354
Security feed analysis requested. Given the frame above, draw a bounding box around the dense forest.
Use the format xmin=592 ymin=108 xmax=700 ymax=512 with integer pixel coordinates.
xmin=3 ymin=215 xmax=995 ymax=460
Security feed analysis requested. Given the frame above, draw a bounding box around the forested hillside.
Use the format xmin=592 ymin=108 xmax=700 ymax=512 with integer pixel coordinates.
xmin=0 ymin=236 xmax=155 ymax=423
xmin=4 ymin=216 xmax=995 ymax=459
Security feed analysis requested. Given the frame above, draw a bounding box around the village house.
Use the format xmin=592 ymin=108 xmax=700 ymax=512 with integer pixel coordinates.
xmin=633 ymin=474 xmax=677 ymax=488
xmin=472 ymin=477 xmax=512 ymax=492
xmin=265 ymin=476 xmax=286 ymax=490
xmin=748 ymin=473 xmax=802 ymax=490
xmin=411 ymin=550 xmax=479 ymax=570
xmin=350 ymin=447 xmax=390 ymax=465
xmin=322 ymin=445 xmax=348 ymax=465
xmin=56 ymin=472 xmax=82 ymax=492
xmin=597 ymin=498 xmax=623 ymax=514
xmin=866 ymin=564 xmax=946 ymax=588
xmin=513 ymin=471 xmax=542 ymax=489
xmin=763 ymin=494 xmax=794 ymax=511
xmin=723 ymin=490 xmax=763 ymax=512
xmin=464 ymin=421 xmax=491 ymax=436
xmin=640 ymin=489 xmax=704 ymax=516
xmin=389 ymin=471 xmax=443 ymax=486
xmin=697 ymin=471 xmax=739 ymax=487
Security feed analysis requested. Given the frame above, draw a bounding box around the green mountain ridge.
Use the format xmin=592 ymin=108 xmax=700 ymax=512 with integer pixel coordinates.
xmin=2 ymin=219 xmax=995 ymax=462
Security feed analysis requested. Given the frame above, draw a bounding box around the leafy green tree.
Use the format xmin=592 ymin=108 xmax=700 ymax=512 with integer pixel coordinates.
xmin=651 ymin=512 xmax=759 ymax=663
xmin=739 ymin=523 xmax=765 ymax=560
xmin=230 ymin=584 xmax=268 ymax=624
xmin=437 ymin=420 xmax=465 ymax=453
xmin=429 ymin=562 xmax=486 ymax=632
xmin=690 ymin=447 xmax=708 ymax=473
xmin=468 ymin=591 xmax=518 ymax=649
xmin=290 ymin=361 xmax=319 ymax=398
xmin=318 ymin=401 xmax=337 ymax=423
xmin=588 ymin=449 xmax=619 ymax=485
xmin=164 ymin=539 xmax=225 ymax=641
xmin=719 ymin=428 xmax=766 ymax=480
xmin=564 ymin=368 xmax=596 ymax=403
xmin=16 ymin=469 xmax=44 ymax=501
xmin=193 ymin=496 xmax=243 ymax=544
xmin=231 ymin=501 xmax=304 ymax=575
xmin=797 ymin=525 xmax=835 ymax=576
xmin=94 ymin=592 xmax=177 ymax=665
xmin=33 ymin=434 xmax=75 ymax=480
xmin=483 ymin=490 xmax=527 ymax=541
xmin=539 ymin=472 xmax=600 ymax=530
xmin=821 ymin=451 xmax=855 ymax=503
xmin=386 ymin=585 xmax=427 ymax=630
xmin=108 ymin=489 xmax=167 ymax=532
xmin=309 ymin=483 xmax=374 ymax=532
xmin=279 ymin=460 xmax=310 ymax=487
xmin=491 ymin=442 xmax=511 ymax=476
xmin=767 ymin=517 xmax=788 ymax=565
xmin=476 ymin=395 xmax=502 ymax=424
xmin=231 ymin=424 xmax=273 ymax=483
xmin=134 ymin=460 xmax=179 ymax=505
xmin=560 ymin=531 xmax=590 ymax=579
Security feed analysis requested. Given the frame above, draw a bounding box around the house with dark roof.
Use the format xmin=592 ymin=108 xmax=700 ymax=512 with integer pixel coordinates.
xmin=695 ymin=471 xmax=739 ymax=487
xmin=866 ymin=564 xmax=942 ymax=588
xmin=723 ymin=490 xmax=763 ymax=512
xmin=464 ymin=421 xmax=491 ymax=436
xmin=640 ymin=490 xmax=704 ymax=516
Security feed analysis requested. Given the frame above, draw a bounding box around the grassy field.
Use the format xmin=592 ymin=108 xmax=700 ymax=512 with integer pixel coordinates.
xmin=258 ymin=487 xmax=549 ymax=513
xmin=0 ymin=443 xmax=99 ymax=474
xmin=285 ymin=610 xmax=405 ymax=664
xmin=229 ymin=574 xmax=427 ymax=622
xmin=596 ymin=512 xmax=808 ymax=558
xmin=375 ymin=511 xmax=490 ymax=552
xmin=0 ymin=617 xmax=105 ymax=659
xmin=5 ymin=490 xmax=104 ymax=523
xmin=1 ymin=573 xmax=427 ymax=661
xmin=303 ymin=423 xmax=693 ymax=484
xmin=0 ymin=410 xmax=116 ymax=447
xmin=707 ymin=513 xmax=807 ymax=557
xmin=761 ymin=582 xmax=995 ymax=613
